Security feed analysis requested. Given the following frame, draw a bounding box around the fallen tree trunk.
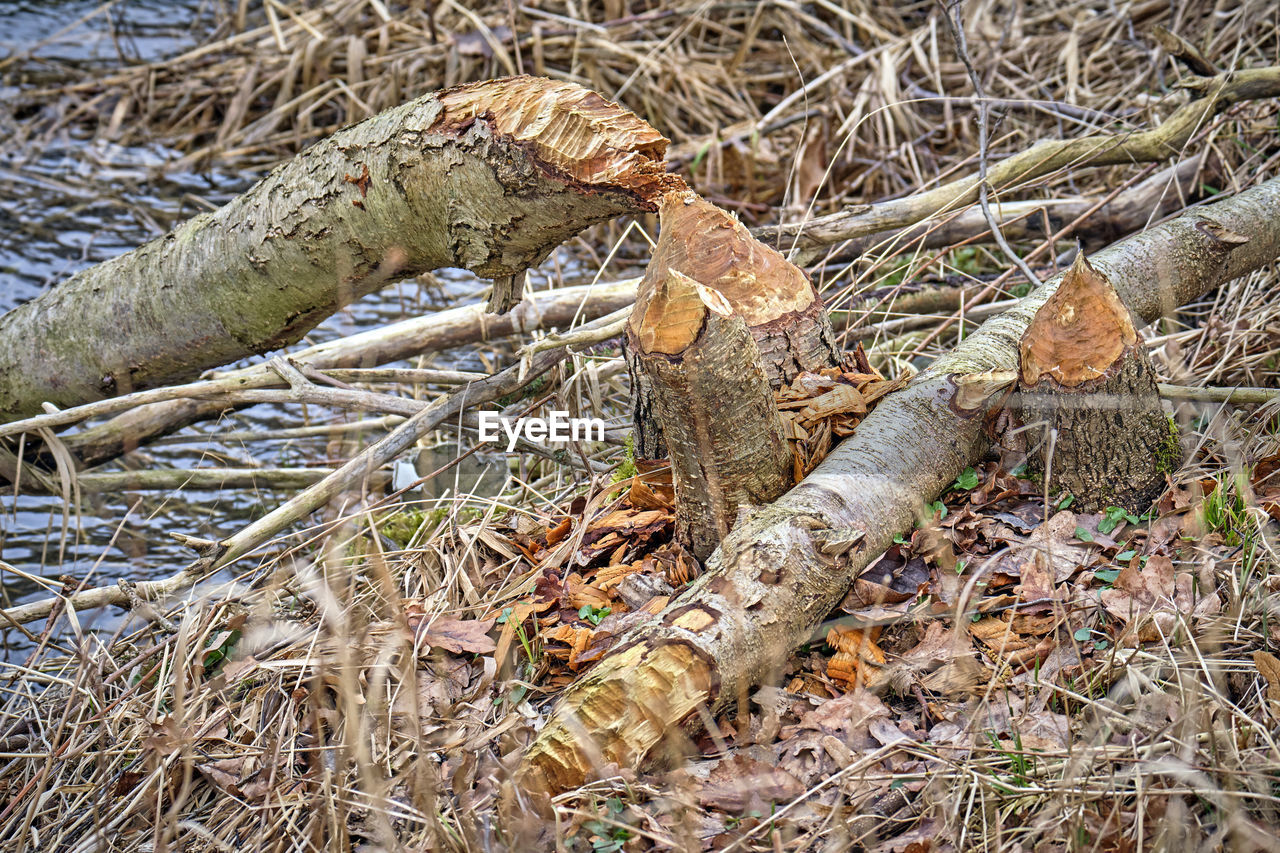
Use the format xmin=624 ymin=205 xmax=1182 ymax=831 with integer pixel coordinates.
xmin=0 ymin=76 xmax=672 ymax=421
xmin=818 ymin=160 xmax=1201 ymax=278
xmin=518 ymin=175 xmax=1280 ymax=794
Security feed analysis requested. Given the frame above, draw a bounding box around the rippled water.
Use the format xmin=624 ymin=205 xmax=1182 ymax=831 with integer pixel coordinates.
xmin=0 ymin=1 xmax=486 ymax=652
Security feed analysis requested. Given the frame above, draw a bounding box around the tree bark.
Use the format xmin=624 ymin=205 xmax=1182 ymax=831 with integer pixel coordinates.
xmin=0 ymin=76 xmax=673 ymax=421
xmin=629 ymin=269 xmax=793 ymax=559
xmin=627 ymin=190 xmax=838 ymax=457
xmin=518 ymin=175 xmax=1280 ymax=795
xmin=1018 ymin=251 xmax=1196 ymax=511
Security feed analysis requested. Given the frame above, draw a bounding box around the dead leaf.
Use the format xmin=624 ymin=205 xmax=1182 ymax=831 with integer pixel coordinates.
xmin=1099 ymin=555 xmax=1220 ymax=643
xmin=697 ymin=755 xmax=805 ymax=812
xmin=545 ymin=517 xmax=572 ymax=546
xmin=1254 ymin=651 xmax=1280 ymax=713
xmin=419 ymin=617 xmax=497 ymax=655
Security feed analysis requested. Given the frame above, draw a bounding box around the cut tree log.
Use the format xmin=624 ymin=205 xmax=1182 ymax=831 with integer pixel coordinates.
xmin=627 ymin=190 xmax=838 ymax=458
xmin=517 ymin=175 xmax=1280 ymax=795
xmin=1017 ymin=250 xmax=1196 ymax=511
xmin=628 ymin=269 xmax=793 ymax=559
xmin=0 ymin=76 xmax=674 ymax=421
xmin=639 ymin=191 xmax=837 ymax=387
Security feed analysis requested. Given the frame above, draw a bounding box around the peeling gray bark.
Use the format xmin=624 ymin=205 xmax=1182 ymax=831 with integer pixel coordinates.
xmin=0 ymin=77 xmax=668 ymax=420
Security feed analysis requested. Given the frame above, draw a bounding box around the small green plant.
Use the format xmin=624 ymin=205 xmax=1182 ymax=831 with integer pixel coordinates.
xmin=579 ymin=604 xmax=611 ymax=626
xmin=952 ymin=467 xmax=979 ymax=491
xmin=494 ymin=607 xmax=540 ymax=707
xmin=1093 ymin=568 xmax=1120 ymax=585
xmin=985 ymin=729 xmax=1036 ymax=788
xmin=612 ymin=433 xmax=638 ymax=484
xmin=379 ymin=508 xmax=428 ymax=547
xmin=1073 ymin=626 xmax=1109 ymax=651
xmin=201 ymin=629 xmax=241 ymax=675
xmin=1200 ymin=471 xmax=1251 ymax=548
xmin=1096 ymin=506 xmax=1140 ymax=534
xmin=579 ymin=797 xmax=631 ymax=852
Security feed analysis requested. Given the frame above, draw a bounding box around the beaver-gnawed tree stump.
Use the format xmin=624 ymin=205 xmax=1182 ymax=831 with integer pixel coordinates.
xmin=628 ymin=268 xmax=793 ymax=559
xmin=627 ymin=191 xmax=838 ymax=460
xmin=1017 ymin=251 xmax=1181 ymax=512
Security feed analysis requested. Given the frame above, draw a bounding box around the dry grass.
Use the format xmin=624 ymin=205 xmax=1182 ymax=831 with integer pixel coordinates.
xmin=4 ymin=0 xmax=1280 ymax=850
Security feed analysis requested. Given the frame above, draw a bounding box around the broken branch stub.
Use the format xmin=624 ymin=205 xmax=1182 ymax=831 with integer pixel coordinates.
xmin=627 ymin=191 xmax=838 ymax=457
xmin=1017 ymin=251 xmax=1185 ymax=511
xmin=629 ymin=269 xmax=793 ymax=559
xmin=0 ymin=75 xmax=674 ymax=420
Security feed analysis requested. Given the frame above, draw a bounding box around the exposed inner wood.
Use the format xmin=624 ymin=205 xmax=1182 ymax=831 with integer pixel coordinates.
xmin=1020 ymin=252 xmax=1136 ymax=386
xmin=1017 ymin=251 xmax=1181 ymax=511
xmin=432 ymin=75 xmax=676 ymax=201
xmin=628 ymin=190 xmax=837 ymax=388
xmin=518 ymin=639 xmax=715 ymax=793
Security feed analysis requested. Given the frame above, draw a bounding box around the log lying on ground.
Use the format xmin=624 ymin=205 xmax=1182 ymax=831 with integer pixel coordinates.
xmin=517 ymin=175 xmax=1280 ymax=794
xmin=0 ymin=76 xmax=673 ymax=421
xmin=628 ymin=190 xmax=838 ymax=457
xmin=42 ymin=280 xmax=638 ymax=469
xmin=816 ymin=160 xmax=1201 ymax=277
xmin=628 ymin=270 xmax=793 ymax=559
xmin=1018 ymin=251 xmax=1195 ymax=512
xmin=760 ymin=66 xmax=1280 ymax=263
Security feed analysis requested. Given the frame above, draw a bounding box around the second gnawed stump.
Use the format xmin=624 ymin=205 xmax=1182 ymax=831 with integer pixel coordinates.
xmin=1017 ymin=251 xmax=1181 ymax=512
xmin=627 ymin=191 xmax=839 ymax=460
xmin=628 ymin=269 xmax=793 ymax=560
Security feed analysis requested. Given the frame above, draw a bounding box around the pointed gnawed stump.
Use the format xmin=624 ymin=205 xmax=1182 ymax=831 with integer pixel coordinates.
xmin=628 ymin=269 xmax=793 ymax=559
xmin=1017 ymin=252 xmax=1181 ymax=512
xmin=628 ymin=190 xmax=838 ymax=458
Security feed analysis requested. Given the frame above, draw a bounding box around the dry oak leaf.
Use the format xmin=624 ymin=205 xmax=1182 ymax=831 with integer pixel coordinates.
xmin=1253 ymin=651 xmax=1280 ymax=714
xmin=696 ymin=755 xmax=806 ymax=813
xmin=197 ymin=756 xmax=275 ymax=802
xmin=1004 ymin=510 xmax=1094 ymax=584
xmin=418 ymin=616 xmax=497 ymax=655
xmin=1100 ymin=554 xmax=1220 ymax=643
